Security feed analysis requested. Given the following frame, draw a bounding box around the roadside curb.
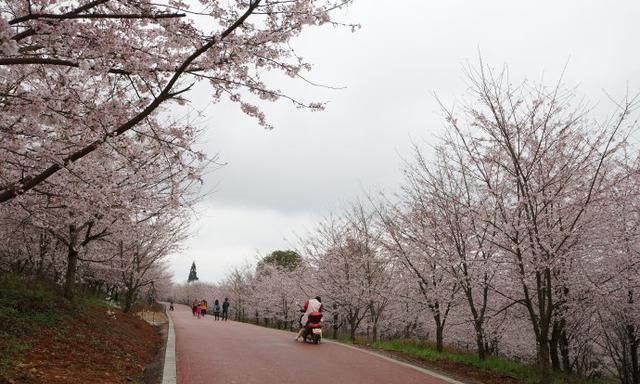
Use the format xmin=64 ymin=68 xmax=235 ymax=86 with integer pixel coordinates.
xmin=161 ymin=305 xmax=176 ymax=384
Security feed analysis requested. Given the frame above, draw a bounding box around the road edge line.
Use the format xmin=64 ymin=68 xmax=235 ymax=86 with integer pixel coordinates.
xmin=324 ymin=340 xmax=467 ymax=384
xmin=161 ymin=304 xmax=177 ymax=384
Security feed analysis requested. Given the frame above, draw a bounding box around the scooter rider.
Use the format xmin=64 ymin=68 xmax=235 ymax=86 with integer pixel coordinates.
xmin=296 ymin=296 xmax=322 ymax=341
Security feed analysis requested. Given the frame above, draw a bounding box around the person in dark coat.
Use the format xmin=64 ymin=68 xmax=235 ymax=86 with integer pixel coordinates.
xmin=222 ymin=298 xmax=230 ymax=321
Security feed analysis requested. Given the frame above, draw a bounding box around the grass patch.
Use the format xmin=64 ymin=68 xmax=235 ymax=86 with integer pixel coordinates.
xmin=371 ymin=339 xmax=613 ymax=384
xmin=0 ymin=274 xmax=66 ymax=375
xmin=0 ymin=273 xmax=162 ymax=383
xmin=374 ymin=339 xmax=533 ymax=377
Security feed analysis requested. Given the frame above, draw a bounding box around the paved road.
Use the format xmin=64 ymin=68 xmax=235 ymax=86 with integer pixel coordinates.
xmin=170 ymin=304 xmax=460 ymax=384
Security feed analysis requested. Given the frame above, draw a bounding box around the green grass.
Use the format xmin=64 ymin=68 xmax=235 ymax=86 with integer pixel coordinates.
xmin=0 ymin=274 xmax=165 ymax=383
xmin=371 ymin=339 xmax=614 ymax=384
xmin=0 ymin=274 xmax=67 ymax=375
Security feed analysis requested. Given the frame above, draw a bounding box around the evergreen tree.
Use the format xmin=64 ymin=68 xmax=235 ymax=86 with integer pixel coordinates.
xmin=188 ymin=261 xmax=199 ymax=282
xmin=258 ymin=250 xmax=302 ymax=272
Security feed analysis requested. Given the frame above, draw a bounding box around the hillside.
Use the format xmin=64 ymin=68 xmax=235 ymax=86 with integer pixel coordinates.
xmin=0 ymin=275 xmax=162 ymax=384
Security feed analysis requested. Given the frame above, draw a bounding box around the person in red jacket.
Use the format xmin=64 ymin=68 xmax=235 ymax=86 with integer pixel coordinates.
xmin=296 ymin=296 xmax=322 ymax=341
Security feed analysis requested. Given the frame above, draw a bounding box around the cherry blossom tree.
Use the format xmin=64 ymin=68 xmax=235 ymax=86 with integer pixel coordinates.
xmin=0 ymin=212 xmax=63 ymax=278
xmin=396 ymin=142 xmax=499 ymax=359
xmin=0 ymin=112 xmax=204 ymax=304
xmin=0 ymin=0 xmax=356 ymax=204
xmin=114 ymin=212 xmax=188 ymax=312
xmin=576 ymin=153 xmax=640 ymax=383
xmin=220 ymin=264 xmax=255 ymax=321
xmin=439 ymin=63 xmax=638 ymax=383
xmin=378 ymin=194 xmax=460 ymax=352
xmin=301 ymin=204 xmax=393 ymax=342
xmin=1 ymin=0 xmax=358 ymax=310
xmin=253 ymin=262 xmax=303 ymax=328
xmin=343 ymin=202 xmax=395 ymax=342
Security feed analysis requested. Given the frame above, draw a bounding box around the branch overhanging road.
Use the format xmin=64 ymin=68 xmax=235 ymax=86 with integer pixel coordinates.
xmin=168 ymin=304 xmax=465 ymax=384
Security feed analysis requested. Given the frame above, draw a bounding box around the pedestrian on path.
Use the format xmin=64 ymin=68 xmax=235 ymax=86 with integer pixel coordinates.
xmin=213 ymin=299 xmax=221 ymax=320
xmin=192 ymin=300 xmax=198 ymax=317
xmin=195 ymin=300 xmax=202 ymax=319
xmin=201 ymin=300 xmax=208 ymax=317
xmin=222 ymin=298 xmax=230 ymax=321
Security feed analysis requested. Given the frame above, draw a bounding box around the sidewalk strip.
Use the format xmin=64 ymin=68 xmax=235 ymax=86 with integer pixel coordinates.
xmin=162 ymin=305 xmax=176 ymax=384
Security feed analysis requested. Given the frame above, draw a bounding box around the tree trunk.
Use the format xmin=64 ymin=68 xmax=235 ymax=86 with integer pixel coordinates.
xmin=430 ymin=300 xmax=446 ymax=353
xmin=474 ymin=321 xmax=486 ymax=360
xmin=404 ymin=319 xmax=416 ymax=338
xmin=63 ymin=225 xmax=79 ymax=300
xmin=538 ymin=338 xmax=553 ymax=384
xmin=333 ymin=312 xmax=339 ymax=340
xmin=37 ymin=232 xmax=47 ymax=278
xmin=436 ymin=323 xmax=444 ymax=352
xmin=372 ymin=322 xmax=378 ymax=343
xmin=349 ymin=315 xmax=357 ymax=342
xmin=550 ymin=321 xmax=561 ymax=371
xmin=123 ymin=288 xmax=136 ymax=313
xmin=559 ymin=327 xmax=571 ymax=373
xmin=628 ymin=324 xmax=639 ymax=384
xmin=369 ymin=301 xmax=382 ymax=343
xmin=63 ymin=248 xmax=78 ymax=300
xmin=433 ymin=309 xmax=444 ymax=352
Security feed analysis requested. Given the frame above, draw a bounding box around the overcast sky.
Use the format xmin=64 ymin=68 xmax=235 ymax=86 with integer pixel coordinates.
xmin=168 ymin=0 xmax=640 ymax=283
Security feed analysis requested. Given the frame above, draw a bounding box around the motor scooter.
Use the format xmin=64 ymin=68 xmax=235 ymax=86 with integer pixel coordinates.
xmin=301 ymin=311 xmax=323 ymax=344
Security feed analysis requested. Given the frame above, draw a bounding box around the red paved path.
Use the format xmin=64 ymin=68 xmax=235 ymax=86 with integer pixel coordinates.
xmin=171 ymin=303 xmax=457 ymax=384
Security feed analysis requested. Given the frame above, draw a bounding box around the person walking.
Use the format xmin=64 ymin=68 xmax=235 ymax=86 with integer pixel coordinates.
xmin=213 ymin=299 xmax=221 ymax=320
xmin=192 ymin=299 xmax=198 ymax=317
xmin=222 ymin=298 xmax=230 ymax=321
xmin=200 ymin=300 xmax=208 ymax=317
xmin=195 ymin=300 xmax=202 ymax=319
